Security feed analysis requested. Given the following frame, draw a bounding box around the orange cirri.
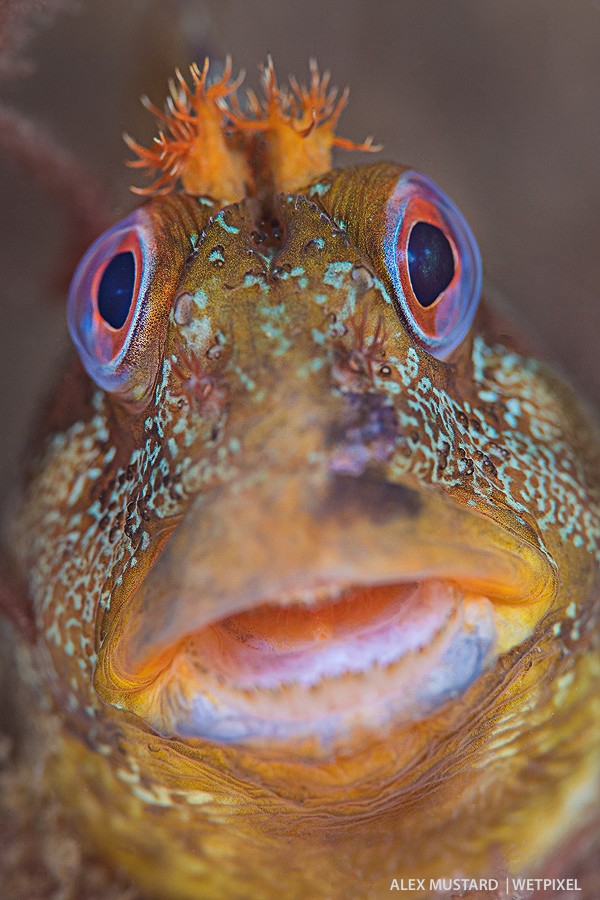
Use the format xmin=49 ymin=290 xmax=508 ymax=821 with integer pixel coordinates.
xmin=125 ymin=56 xmax=379 ymax=201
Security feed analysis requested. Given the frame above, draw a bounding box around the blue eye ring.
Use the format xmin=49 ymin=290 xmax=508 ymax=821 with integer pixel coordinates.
xmin=383 ymin=171 xmax=482 ymax=359
xmin=67 ymin=209 xmax=157 ymax=394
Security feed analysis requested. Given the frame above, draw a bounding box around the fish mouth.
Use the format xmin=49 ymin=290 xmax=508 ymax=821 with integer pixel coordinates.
xmin=100 ymin=577 xmax=543 ymax=745
xmin=96 ymin=472 xmax=557 ymax=748
xmin=133 ymin=579 xmax=499 ymax=743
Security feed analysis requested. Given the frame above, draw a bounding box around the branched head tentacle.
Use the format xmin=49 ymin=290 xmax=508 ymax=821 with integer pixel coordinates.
xmin=126 ymin=57 xmax=381 ymax=200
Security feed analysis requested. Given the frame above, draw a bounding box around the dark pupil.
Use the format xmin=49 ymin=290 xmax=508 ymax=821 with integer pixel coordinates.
xmin=407 ymin=221 xmax=455 ymax=307
xmin=97 ymin=251 xmax=136 ymax=329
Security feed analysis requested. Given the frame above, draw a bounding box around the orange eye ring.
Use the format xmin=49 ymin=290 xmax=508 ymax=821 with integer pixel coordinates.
xmin=383 ymin=171 xmax=481 ymax=358
xmin=68 ymin=209 xmax=157 ymax=393
xmin=88 ymin=230 xmax=145 ymax=365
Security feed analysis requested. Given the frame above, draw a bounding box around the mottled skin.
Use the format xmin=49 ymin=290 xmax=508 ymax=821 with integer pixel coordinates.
xmin=6 ymin=160 xmax=600 ymax=899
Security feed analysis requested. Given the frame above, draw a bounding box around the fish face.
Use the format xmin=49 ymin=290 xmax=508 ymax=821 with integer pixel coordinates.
xmin=87 ymin=165 xmax=563 ymax=753
xmin=11 ymin=155 xmax=600 ymax=894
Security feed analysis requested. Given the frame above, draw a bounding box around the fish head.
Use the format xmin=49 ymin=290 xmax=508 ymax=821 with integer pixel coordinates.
xmin=66 ymin=162 xmax=566 ymax=745
xmin=58 ymin=153 xmax=599 ymax=757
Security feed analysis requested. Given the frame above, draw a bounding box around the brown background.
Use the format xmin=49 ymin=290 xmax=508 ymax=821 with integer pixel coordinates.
xmin=2 ymin=0 xmax=600 ymax=502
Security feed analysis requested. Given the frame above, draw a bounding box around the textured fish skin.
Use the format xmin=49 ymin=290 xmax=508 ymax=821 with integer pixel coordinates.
xmin=3 ymin=64 xmax=600 ymax=899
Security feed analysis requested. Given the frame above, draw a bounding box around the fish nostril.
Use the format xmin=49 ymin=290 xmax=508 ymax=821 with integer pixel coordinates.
xmin=327 ymin=391 xmax=399 ymax=476
xmin=327 ymin=392 xmax=398 ymax=443
xmin=321 ymin=473 xmax=422 ymax=523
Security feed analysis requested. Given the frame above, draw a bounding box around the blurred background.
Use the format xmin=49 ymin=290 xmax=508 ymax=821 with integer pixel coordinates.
xmin=2 ymin=0 xmax=600 ymax=502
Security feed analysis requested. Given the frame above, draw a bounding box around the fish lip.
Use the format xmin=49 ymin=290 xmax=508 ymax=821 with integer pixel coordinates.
xmin=94 ymin=474 xmax=558 ymax=746
xmin=160 ymin=580 xmax=499 ymax=744
xmin=106 ymin=529 xmax=556 ymax=681
xmin=96 ymin=576 xmax=517 ymax=746
xmin=96 ymin=561 xmax=556 ymax=748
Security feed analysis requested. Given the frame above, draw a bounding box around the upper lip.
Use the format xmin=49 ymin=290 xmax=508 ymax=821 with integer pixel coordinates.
xmin=96 ymin=468 xmax=557 ymax=695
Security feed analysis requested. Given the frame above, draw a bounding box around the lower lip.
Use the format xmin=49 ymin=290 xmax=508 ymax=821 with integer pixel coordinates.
xmin=155 ymin=580 xmax=498 ymax=743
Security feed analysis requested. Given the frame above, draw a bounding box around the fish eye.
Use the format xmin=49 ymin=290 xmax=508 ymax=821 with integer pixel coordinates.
xmin=384 ymin=171 xmax=482 ymax=358
xmin=68 ymin=210 xmax=157 ymax=394
xmin=97 ymin=251 xmax=136 ymax=329
xmin=407 ymin=221 xmax=455 ymax=307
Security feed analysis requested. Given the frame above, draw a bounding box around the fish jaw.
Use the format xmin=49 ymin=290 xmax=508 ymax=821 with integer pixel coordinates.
xmin=94 ymin=465 xmax=557 ymax=751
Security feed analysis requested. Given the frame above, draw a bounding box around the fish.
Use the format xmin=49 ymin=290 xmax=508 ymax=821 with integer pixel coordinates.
xmin=2 ymin=57 xmax=600 ymax=899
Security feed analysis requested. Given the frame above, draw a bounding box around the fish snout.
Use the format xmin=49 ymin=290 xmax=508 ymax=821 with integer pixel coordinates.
xmin=95 ymin=442 xmax=557 ymax=747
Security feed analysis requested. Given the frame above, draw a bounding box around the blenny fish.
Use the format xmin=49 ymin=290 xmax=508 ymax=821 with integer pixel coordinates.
xmin=2 ymin=58 xmax=600 ymax=899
